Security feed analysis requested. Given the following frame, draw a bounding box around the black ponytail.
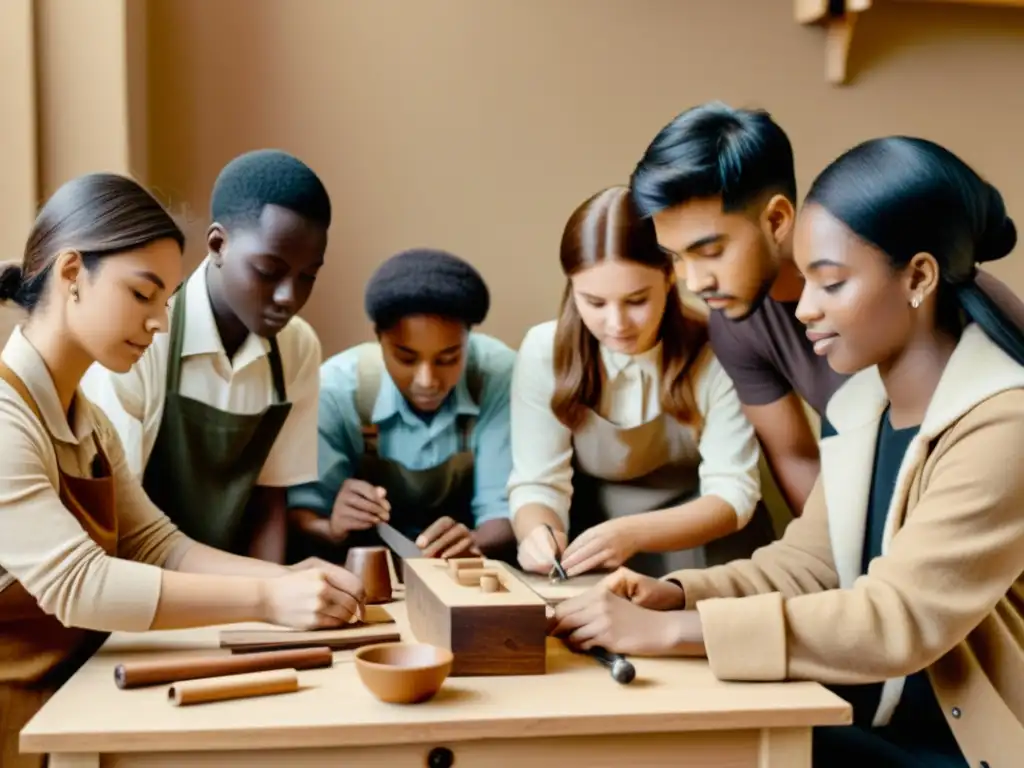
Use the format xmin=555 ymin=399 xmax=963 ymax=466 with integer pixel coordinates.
xmin=805 ymin=136 xmax=1024 ymax=365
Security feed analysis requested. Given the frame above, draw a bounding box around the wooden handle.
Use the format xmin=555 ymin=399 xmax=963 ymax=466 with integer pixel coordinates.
xmin=221 ymin=628 xmax=400 ymax=654
xmin=448 ymin=557 xmax=485 ymax=572
xmin=115 ymin=646 xmax=332 ymax=689
xmin=168 ymin=668 xmax=299 ymax=706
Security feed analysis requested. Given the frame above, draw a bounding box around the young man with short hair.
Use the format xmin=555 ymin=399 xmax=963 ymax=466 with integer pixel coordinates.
xmin=82 ymin=149 xmax=330 ymax=562
xmin=630 ymin=102 xmax=1024 ymax=516
xmin=288 ymin=248 xmax=517 ymax=562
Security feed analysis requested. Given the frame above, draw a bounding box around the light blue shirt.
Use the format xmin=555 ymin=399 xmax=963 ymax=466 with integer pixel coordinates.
xmin=287 ymin=332 xmax=515 ymax=527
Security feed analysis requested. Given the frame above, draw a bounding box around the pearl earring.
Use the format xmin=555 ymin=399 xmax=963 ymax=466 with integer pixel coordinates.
xmin=910 ymin=295 xmax=921 ymax=309
xmin=69 ymin=282 xmax=79 ymax=302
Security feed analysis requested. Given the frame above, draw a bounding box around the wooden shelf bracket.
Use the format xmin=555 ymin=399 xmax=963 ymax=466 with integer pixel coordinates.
xmin=796 ymin=0 xmax=873 ymax=85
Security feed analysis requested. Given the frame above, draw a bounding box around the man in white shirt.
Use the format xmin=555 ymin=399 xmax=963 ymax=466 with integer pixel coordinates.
xmin=81 ymin=149 xmax=329 ymax=563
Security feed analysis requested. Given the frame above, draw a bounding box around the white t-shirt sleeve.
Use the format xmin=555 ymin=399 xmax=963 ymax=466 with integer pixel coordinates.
xmin=693 ymin=349 xmax=763 ymax=528
xmin=257 ymin=319 xmax=322 ymax=487
xmin=506 ymin=322 xmax=575 ymax=527
xmin=78 ymin=342 xmax=167 ymax=481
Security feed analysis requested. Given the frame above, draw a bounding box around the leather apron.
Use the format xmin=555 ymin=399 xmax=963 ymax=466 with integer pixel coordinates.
xmin=142 ymin=281 xmax=293 ymax=554
xmin=0 ymin=364 xmax=117 ymax=768
xmin=567 ymin=408 xmax=776 ymax=577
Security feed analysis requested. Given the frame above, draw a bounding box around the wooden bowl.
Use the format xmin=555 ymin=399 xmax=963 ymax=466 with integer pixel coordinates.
xmin=354 ymin=642 xmax=453 ymax=704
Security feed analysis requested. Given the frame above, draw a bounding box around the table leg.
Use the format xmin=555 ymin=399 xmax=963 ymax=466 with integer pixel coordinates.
xmin=758 ymin=727 xmax=812 ymax=767
xmin=48 ymin=755 xmax=99 ymax=768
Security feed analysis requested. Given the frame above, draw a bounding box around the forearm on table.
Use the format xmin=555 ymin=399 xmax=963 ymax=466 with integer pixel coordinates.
xmin=663 ymin=609 xmax=708 ymax=657
xmin=511 ymin=503 xmax=565 ymax=540
xmin=150 ymin=569 xmax=267 ymax=630
xmin=629 ymin=495 xmax=738 ymax=553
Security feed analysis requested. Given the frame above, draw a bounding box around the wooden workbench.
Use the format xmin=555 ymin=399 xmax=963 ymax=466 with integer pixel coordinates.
xmin=20 ymin=571 xmax=851 ymax=767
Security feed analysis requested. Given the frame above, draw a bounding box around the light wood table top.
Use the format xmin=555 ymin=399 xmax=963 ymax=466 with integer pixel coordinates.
xmin=22 ymin=570 xmax=851 ymax=757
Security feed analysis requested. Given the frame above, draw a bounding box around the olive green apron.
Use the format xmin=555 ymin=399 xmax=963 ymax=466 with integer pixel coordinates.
xmin=141 ymin=281 xmax=292 ymax=553
xmin=343 ymin=343 xmax=481 ymax=553
xmin=568 ymin=407 xmax=776 ymax=578
xmin=0 ymin=363 xmax=117 ymax=768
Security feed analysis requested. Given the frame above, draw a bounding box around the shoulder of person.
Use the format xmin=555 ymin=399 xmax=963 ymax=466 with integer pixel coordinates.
xmin=276 ymin=315 xmax=323 ymax=381
xmin=79 ymin=396 xmax=124 ymax=456
xmin=684 ymin=342 xmax=733 ymax=404
xmin=317 ymin=343 xmax=367 ymax=402
xmin=707 ymin=302 xmax=769 ymax=349
xmin=467 ymin=332 xmax=516 ymax=373
xmin=0 ymin=383 xmax=53 ymax=462
xmin=515 ymin=320 xmax=558 ymax=365
xmin=928 ymin=388 xmax=1024 ymax=492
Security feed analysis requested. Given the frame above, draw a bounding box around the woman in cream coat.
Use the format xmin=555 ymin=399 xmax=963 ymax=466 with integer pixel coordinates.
xmin=550 ymin=138 xmax=1024 ymax=767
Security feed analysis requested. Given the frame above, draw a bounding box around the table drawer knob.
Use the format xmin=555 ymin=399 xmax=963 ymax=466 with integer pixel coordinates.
xmin=427 ymin=746 xmax=455 ymax=768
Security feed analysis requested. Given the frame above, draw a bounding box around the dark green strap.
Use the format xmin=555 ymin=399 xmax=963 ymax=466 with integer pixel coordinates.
xmin=267 ymin=337 xmax=286 ymax=403
xmin=165 ymin=276 xmax=287 ymax=403
xmin=164 ymin=279 xmax=189 ymax=396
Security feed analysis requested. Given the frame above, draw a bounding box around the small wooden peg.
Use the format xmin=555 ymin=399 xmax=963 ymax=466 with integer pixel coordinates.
xmin=449 ymin=557 xmax=485 ymax=571
xmin=455 ymin=567 xmax=498 ymax=587
xmin=479 ymin=574 xmax=499 ymax=593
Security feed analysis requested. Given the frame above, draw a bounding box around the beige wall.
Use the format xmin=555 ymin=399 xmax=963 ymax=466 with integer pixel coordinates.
xmin=0 ymin=0 xmax=139 ymax=341
xmin=3 ymin=0 xmax=1024 ymax=356
xmin=141 ymin=0 xmax=1024 ymax=355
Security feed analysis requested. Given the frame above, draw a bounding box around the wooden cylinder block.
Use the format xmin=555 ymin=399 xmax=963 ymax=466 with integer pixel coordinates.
xmin=455 ymin=567 xmax=498 ymax=586
xmin=479 ymin=574 xmax=500 ymax=593
xmin=449 ymin=557 xmax=485 ymax=571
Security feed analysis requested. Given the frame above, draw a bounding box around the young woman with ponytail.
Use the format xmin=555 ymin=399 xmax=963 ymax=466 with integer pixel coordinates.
xmin=551 ymin=138 xmax=1024 ymax=768
xmin=508 ymin=185 xmax=774 ymax=581
xmin=0 ymin=173 xmax=362 ymax=768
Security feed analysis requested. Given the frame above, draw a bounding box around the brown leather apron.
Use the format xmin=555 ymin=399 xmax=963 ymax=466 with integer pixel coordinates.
xmin=0 ymin=363 xmax=117 ymax=768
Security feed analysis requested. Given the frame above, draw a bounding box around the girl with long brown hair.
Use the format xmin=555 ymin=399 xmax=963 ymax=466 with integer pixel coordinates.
xmin=508 ymin=186 xmax=775 ymax=578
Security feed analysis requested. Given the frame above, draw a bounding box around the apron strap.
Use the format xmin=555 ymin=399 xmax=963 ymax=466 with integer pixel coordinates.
xmin=164 ymin=278 xmax=189 ymax=396
xmin=0 ymin=361 xmax=110 ymax=476
xmin=457 ymin=342 xmax=485 ymax=451
xmin=355 ymin=343 xmax=384 ymax=456
xmin=266 ymin=337 xmax=286 ymax=403
xmin=354 ymin=341 xmax=485 ymax=456
xmin=167 ymin=275 xmax=287 ymax=404
xmin=456 ymin=414 xmax=477 ymax=453
xmin=0 ymin=362 xmax=43 ymax=424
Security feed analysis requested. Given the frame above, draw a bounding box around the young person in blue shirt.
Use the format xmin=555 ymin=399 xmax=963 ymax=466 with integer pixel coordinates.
xmin=288 ymin=249 xmax=517 ymax=562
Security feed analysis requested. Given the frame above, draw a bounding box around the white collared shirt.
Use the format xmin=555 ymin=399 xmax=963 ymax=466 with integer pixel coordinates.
xmin=0 ymin=326 xmax=187 ymax=631
xmin=506 ymin=320 xmax=761 ymax=527
xmin=80 ymin=259 xmax=321 ymax=487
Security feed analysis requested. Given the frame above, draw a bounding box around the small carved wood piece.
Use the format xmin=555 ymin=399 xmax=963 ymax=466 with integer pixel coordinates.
xmin=219 ymin=625 xmax=400 ymax=654
xmin=404 ymin=558 xmax=547 ymax=676
xmin=444 ymin=559 xmax=508 ymax=593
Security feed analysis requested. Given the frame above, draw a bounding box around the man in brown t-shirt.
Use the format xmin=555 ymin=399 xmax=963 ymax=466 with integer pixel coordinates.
xmin=629 ymin=101 xmax=1024 ymax=517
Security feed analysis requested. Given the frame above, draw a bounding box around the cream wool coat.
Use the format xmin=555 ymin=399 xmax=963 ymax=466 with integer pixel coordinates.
xmin=668 ymin=323 xmax=1024 ymax=768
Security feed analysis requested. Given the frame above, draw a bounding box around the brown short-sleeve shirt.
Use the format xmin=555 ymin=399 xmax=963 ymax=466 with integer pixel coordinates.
xmin=708 ymin=296 xmax=846 ymax=418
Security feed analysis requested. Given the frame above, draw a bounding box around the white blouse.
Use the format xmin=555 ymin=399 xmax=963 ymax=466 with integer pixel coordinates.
xmin=506 ymin=320 xmax=761 ymax=528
